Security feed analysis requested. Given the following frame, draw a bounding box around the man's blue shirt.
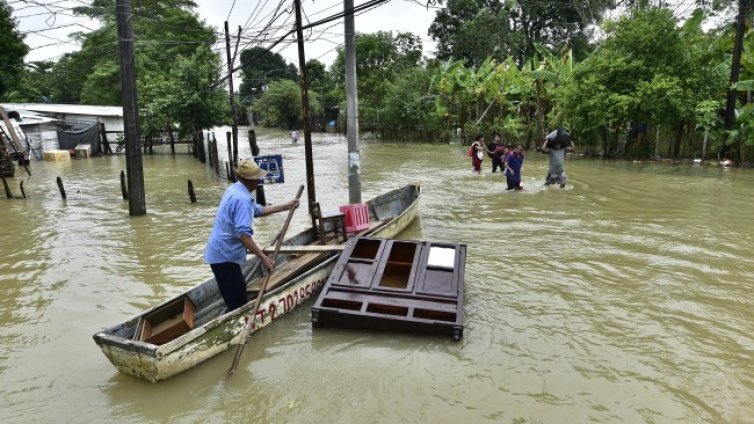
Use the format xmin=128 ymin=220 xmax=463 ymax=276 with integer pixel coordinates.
xmin=204 ymin=181 xmax=264 ymax=265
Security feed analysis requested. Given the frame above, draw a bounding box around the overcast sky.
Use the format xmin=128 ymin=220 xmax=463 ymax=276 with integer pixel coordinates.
xmin=10 ymin=0 xmax=440 ymax=67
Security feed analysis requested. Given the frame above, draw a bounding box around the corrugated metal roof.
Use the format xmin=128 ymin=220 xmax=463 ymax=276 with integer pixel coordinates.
xmin=1 ymin=103 xmax=123 ymax=117
xmin=18 ymin=114 xmax=60 ymax=126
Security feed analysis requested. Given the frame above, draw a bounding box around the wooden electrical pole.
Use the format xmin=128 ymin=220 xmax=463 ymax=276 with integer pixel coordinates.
xmin=224 ymin=21 xmax=239 ymax=167
xmin=294 ymin=0 xmax=317 ymax=229
xmin=116 ymin=0 xmax=146 ymax=215
xmin=344 ymin=0 xmax=362 ymax=204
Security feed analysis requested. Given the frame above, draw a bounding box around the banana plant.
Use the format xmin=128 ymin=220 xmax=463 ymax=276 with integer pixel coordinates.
xmin=695 ymin=99 xmax=722 ymax=162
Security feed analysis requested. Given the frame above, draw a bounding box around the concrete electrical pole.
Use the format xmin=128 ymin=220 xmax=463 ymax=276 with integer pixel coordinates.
xmin=344 ymin=0 xmax=362 ymax=204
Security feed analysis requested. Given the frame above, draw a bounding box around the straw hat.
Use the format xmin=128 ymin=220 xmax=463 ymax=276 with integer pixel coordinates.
xmin=235 ymin=159 xmax=268 ymax=181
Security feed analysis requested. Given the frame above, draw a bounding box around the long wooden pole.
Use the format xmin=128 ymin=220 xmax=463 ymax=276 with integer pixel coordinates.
xmin=293 ymin=0 xmax=317 ymax=231
xmin=228 ymin=184 xmax=304 ymax=374
xmin=224 ymin=21 xmax=239 ymax=168
xmin=116 ymin=0 xmax=146 ymax=215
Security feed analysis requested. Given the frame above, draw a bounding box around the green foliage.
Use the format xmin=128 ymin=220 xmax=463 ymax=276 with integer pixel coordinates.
xmin=428 ymin=0 xmax=613 ymax=66
xmin=380 ymin=68 xmax=441 ymax=139
xmin=141 ymin=46 xmax=229 ymax=138
xmin=252 ymin=80 xmax=321 ymax=128
xmin=0 ymin=0 xmax=29 ymax=99
xmin=553 ymin=7 xmax=728 ymax=156
xmin=30 ymin=0 xmax=216 ymax=105
xmin=3 ymin=61 xmax=55 ymax=103
xmin=305 ymin=59 xmax=338 ymax=106
xmin=238 ymin=47 xmax=298 ymax=105
xmin=332 ymin=31 xmax=423 ymax=128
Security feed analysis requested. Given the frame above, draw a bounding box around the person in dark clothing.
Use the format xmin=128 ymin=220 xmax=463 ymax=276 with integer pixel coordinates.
xmin=542 ymin=127 xmax=575 ymax=188
xmin=504 ymin=144 xmax=524 ymax=191
xmin=486 ymin=134 xmax=507 ymax=173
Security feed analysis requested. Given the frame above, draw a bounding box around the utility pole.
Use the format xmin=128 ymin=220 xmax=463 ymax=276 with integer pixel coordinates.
xmin=224 ymin=21 xmax=239 ymax=166
xmin=294 ymin=0 xmax=317 ymax=229
xmin=115 ymin=0 xmax=146 ymax=215
xmin=344 ymin=0 xmax=362 ymax=204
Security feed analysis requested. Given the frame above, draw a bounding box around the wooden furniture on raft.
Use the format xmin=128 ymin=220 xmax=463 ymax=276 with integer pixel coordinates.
xmin=313 ymin=202 xmax=348 ymax=244
xmin=311 ymin=236 xmax=466 ymax=341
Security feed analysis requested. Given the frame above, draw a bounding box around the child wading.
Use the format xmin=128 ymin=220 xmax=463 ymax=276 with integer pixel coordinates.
xmin=504 ymin=144 xmax=524 ymax=191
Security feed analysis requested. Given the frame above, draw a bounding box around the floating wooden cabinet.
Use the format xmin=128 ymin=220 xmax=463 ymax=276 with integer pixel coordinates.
xmin=312 ymin=237 xmax=466 ymax=340
xmin=135 ymin=295 xmax=195 ymax=345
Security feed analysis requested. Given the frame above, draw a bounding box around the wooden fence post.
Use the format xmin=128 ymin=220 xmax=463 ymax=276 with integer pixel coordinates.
xmin=120 ymin=170 xmax=128 ymax=199
xmin=226 ymin=133 xmax=234 ymax=181
xmin=1 ymin=176 xmax=12 ymax=199
xmin=188 ymin=180 xmax=197 ymax=203
xmin=167 ymin=125 xmax=175 ymax=155
xmin=246 ymin=129 xmax=265 ymax=205
xmin=198 ymin=132 xmax=206 ymax=164
xmin=248 ymin=129 xmax=259 ymax=156
xmin=212 ymin=133 xmax=220 ymax=176
xmin=56 ymin=177 xmax=66 ymax=200
xmin=99 ymin=122 xmax=112 ymax=154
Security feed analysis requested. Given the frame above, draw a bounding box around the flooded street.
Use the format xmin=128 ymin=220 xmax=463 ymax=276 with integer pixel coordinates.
xmin=1 ymin=128 xmax=753 ymax=423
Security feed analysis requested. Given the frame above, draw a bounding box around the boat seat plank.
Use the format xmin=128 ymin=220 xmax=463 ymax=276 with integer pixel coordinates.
xmin=263 ymin=245 xmax=344 ymax=255
xmin=247 ymin=253 xmax=329 ymax=293
xmin=247 ymin=217 xmax=392 ymax=294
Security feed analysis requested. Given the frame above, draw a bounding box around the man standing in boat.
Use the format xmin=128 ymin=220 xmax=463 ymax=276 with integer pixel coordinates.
xmin=205 ymin=159 xmax=299 ymax=313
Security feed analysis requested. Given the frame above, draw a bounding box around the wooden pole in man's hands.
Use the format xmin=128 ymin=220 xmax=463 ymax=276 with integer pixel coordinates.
xmin=228 ymin=184 xmax=304 ymax=374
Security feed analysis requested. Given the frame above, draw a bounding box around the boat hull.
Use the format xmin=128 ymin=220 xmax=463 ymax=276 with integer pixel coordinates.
xmin=93 ymin=184 xmax=420 ymax=381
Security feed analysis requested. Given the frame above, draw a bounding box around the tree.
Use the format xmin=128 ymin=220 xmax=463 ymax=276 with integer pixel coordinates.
xmin=428 ymin=0 xmax=615 ymax=66
xmin=252 ymin=80 xmax=321 ymax=128
xmin=0 ymin=0 xmax=29 ymax=99
xmin=305 ymin=59 xmax=338 ymax=105
xmin=381 ymin=68 xmax=440 ymax=140
xmin=4 ymin=61 xmax=55 ymax=103
xmin=44 ymin=0 xmax=216 ymax=105
xmin=553 ymin=8 xmax=721 ymax=157
xmin=238 ymin=47 xmax=298 ymax=105
xmin=331 ymin=31 xmax=423 ymax=128
xmin=141 ymin=46 xmax=229 ymax=139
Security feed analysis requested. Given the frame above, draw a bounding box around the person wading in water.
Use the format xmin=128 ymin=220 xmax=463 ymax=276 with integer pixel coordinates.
xmin=468 ymin=134 xmax=485 ymax=174
xmin=504 ymin=144 xmax=525 ymax=191
xmin=542 ymin=127 xmax=575 ymax=188
xmin=486 ymin=134 xmax=506 ymax=173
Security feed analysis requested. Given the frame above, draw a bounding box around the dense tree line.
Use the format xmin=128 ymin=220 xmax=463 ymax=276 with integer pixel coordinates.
xmin=3 ymin=0 xmax=754 ymax=163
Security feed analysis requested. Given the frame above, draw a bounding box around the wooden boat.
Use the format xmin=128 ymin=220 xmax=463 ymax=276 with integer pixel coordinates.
xmin=92 ymin=183 xmax=421 ymax=382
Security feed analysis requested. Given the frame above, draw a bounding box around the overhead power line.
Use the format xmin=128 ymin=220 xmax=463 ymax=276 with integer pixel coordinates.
xmin=215 ymin=0 xmax=394 ymax=87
